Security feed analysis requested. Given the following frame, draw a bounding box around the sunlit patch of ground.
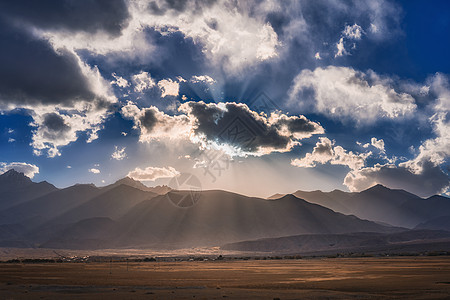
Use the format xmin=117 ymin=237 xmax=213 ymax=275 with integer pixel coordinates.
xmin=1 ymin=257 xmax=450 ymax=299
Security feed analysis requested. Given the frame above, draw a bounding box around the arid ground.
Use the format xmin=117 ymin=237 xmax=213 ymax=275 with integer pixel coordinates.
xmin=1 ymin=257 xmax=450 ymax=299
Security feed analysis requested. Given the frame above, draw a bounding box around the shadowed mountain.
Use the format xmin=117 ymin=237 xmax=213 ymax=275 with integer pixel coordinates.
xmin=415 ymin=216 xmax=450 ymax=231
xmin=0 ymin=184 xmax=101 ymax=227
xmin=102 ymin=191 xmax=402 ymax=249
xmin=43 ymin=184 xmax=157 ymax=225
xmin=271 ymin=185 xmax=450 ymax=228
xmin=103 ymin=177 xmax=171 ymax=195
xmin=0 ymin=169 xmax=57 ymax=210
xmin=222 ymin=230 xmax=450 ymax=254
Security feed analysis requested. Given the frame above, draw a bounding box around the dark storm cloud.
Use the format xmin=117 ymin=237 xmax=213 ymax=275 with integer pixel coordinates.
xmin=0 ymin=0 xmax=130 ymax=36
xmin=181 ymin=102 xmax=323 ymax=153
xmin=41 ymin=113 xmax=70 ymax=140
xmin=148 ymin=0 xmax=217 ymax=15
xmin=139 ymin=109 xmax=158 ymax=132
xmin=0 ymin=18 xmax=100 ymax=107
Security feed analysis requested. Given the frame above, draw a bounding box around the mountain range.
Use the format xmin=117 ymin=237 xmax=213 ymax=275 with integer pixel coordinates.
xmin=0 ymin=169 xmax=449 ymax=253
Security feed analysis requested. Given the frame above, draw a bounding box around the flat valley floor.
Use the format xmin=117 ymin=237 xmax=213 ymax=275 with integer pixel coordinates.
xmin=1 ymin=257 xmax=450 ymax=299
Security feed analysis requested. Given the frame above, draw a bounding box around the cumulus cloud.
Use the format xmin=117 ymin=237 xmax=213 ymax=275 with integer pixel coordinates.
xmin=121 ymin=101 xmax=191 ymax=142
xmin=158 ymin=79 xmax=180 ymax=97
xmin=122 ymin=100 xmax=323 ymax=156
xmin=180 ymin=101 xmax=324 ymax=156
xmin=133 ymin=0 xmax=280 ymax=72
xmin=289 ymin=66 xmax=417 ymax=124
xmin=89 ymin=168 xmax=100 ymax=174
xmin=111 ymin=146 xmax=127 ymax=160
xmin=0 ymin=13 xmax=117 ymax=157
xmin=0 ymin=162 xmax=39 ymax=178
xmin=132 ymin=71 xmax=156 ymax=92
xmin=127 ymin=166 xmax=179 ymax=181
xmin=291 ymin=137 xmax=371 ymax=171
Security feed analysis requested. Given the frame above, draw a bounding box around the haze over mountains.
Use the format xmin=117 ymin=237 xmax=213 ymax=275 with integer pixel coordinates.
xmin=0 ymin=169 xmax=449 ymax=253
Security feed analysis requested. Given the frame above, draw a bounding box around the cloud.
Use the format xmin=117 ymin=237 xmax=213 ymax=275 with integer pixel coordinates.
xmin=335 ymin=37 xmax=347 ymax=57
xmin=190 ymin=75 xmax=216 ymax=84
xmin=180 ymin=101 xmax=324 ymax=156
xmin=0 ymin=0 xmax=130 ymax=36
xmin=0 ymin=162 xmax=39 ymax=178
xmin=289 ymin=66 xmax=417 ymax=124
xmin=111 ymin=73 xmax=129 ymax=88
xmin=135 ymin=0 xmax=280 ymax=72
xmin=0 ymin=15 xmax=117 ymax=157
xmin=342 ymin=24 xmax=364 ymax=40
xmin=132 ymin=71 xmax=156 ymax=92
xmin=111 ymin=146 xmax=127 ymax=160
xmin=292 ymin=137 xmax=371 ymax=171
xmin=344 ymin=161 xmax=449 ymax=198
xmin=121 ymin=101 xmax=191 ymax=142
xmin=30 ymin=102 xmax=113 ymax=157
xmin=122 ymin=100 xmax=323 ymax=156
xmin=89 ymin=168 xmax=100 ymax=174
xmin=158 ymin=79 xmax=180 ymax=97
xmin=371 ymin=137 xmax=385 ymax=152
xmin=127 ymin=166 xmax=179 ymax=181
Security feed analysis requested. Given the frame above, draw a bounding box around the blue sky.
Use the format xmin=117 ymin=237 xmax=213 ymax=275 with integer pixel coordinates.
xmin=0 ymin=0 xmax=449 ymax=198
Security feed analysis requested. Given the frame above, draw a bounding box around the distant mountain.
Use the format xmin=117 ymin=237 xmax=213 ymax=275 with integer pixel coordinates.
xmin=49 ymin=184 xmax=156 ymax=224
xmin=1 ymin=172 xmax=448 ymax=251
xmin=103 ymin=191 xmax=401 ymax=249
xmin=415 ymin=216 xmax=450 ymax=231
xmin=0 ymin=169 xmax=57 ymax=210
xmin=0 ymin=184 xmax=101 ymax=227
xmin=272 ymin=184 xmax=450 ymax=228
xmin=103 ymin=177 xmax=171 ymax=195
xmin=222 ymin=230 xmax=450 ymax=254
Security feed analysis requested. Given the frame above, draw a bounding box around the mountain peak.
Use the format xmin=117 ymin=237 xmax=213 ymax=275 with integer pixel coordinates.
xmin=366 ymin=183 xmax=390 ymax=192
xmin=0 ymin=169 xmax=32 ymax=184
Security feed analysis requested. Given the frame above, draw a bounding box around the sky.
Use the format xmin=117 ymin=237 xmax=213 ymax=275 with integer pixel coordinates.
xmin=0 ymin=0 xmax=449 ymax=198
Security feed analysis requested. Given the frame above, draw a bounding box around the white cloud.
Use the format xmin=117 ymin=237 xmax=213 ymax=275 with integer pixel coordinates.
xmin=132 ymin=0 xmax=280 ymax=72
xmin=335 ymin=37 xmax=347 ymax=57
xmin=8 ymin=138 xmax=15 ymax=143
xmin=291 ymin=137 xmax=371 ymax=171
xmin=110 ymin=73 xmax=129 ymax=88
xmin=89 ymin=168 xmax=100 ymax=174
xmin=127 ymin=166 xmax=179 ymax=182
xmin=371 ymin=137 xmax=385 ymax=152
xmin=132 ymin=71 xmax=156 ymax=92
xmin=111 ymin=146 xmax=127 ymax=160
xmin=121 ymin=101 xmax=191 ymax=142
xmin=343 ymin=24 xmax=364 ymax=40
xmin=289 ymin=66 xmax=417 ymax=124
xmin=30 ymin=101 xmax=114 ymax=157
xmin=0 ymin=162 xmax=39 ymax=179
xmin=190 ymin=75 xmax=216 ymax=84
xmin=158 ymin=79 xmax=180 ymax=97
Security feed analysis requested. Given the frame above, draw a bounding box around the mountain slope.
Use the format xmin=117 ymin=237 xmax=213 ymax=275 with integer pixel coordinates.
xmin=107 ymin=191 xmax=402 ymax=249
xmin=103 ymin=177 xmax=171 ymax=195
xmin=278 ymin=185 xmax=450 ymax=228
xmin=0 ymin=184 xmax=101 ymax=227
xmin=0 ymin=169 xmax=57 ymax=210
xmin=49 ymin=184 xmax=157 ymax=224
xmin=221 ymin=230 xmax=450 ymax=254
